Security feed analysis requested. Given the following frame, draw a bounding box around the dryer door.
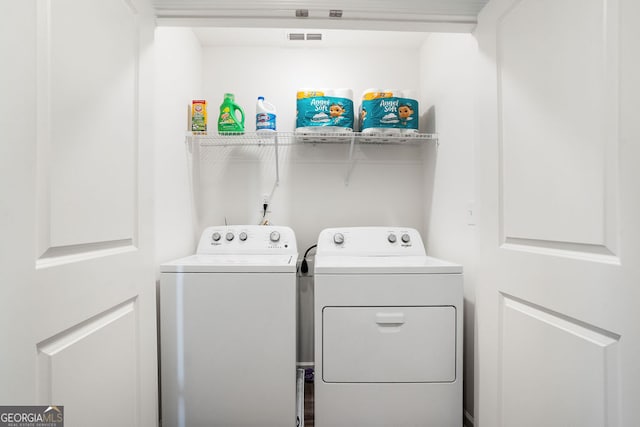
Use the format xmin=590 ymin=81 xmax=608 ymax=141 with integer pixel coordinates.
xmin=322 ymin=306 xmax=456 ymax=383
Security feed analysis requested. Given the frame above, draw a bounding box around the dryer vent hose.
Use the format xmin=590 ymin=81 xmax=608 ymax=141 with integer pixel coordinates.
xmin=299 ymin=244 xmax=317 ymax=274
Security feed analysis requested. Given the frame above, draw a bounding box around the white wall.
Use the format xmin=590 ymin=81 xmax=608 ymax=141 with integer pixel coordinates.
xmin=154 ymin=27 xmax=202 ymax=266
xmin=420 ymin=33 xmax=478 ymax=425
xmin=198 ymin=44 xmax=428 ymax=251
xmin=202 ymin=45 xmax=422 ymax=133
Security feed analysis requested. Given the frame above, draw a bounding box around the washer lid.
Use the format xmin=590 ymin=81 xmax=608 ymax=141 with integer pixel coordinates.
xmin=160 ymin=254 xmax=297 ymax=273
xmin=314 ymin=255 xmax=462 ymax=274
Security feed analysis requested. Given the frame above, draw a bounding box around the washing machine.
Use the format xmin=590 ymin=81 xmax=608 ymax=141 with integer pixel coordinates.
xmin=314 ymin=227 xmax=463 ymax=427
xmin=160 ymin=225 xmax=298 ymax=427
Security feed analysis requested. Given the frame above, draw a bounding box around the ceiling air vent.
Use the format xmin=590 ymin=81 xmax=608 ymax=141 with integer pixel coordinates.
xmin=295 ymin=9 xmax=309 ymax=18
xmin=329 ymin=10 xmax=343 ymax=18
xmin=286 ymin=32 xmax=323 ymax=42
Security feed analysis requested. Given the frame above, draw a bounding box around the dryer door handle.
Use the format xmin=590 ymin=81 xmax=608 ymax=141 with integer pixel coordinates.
xmin=375 ymin=312 xmax=405 ymax=325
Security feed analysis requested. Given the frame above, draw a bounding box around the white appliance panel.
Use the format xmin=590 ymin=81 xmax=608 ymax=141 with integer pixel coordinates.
xmin=314 ymin=255 xmax=462 ymax=274
xmin=314 ymin=227 xmax=463 ymax=427
xmin=160 ymin=272 xmax=296 ymax=427
xmin=323 ymin=305 xmax=456 ymax=383
xmin=160 ymin=254 xmax=296 ymax=273
xmin=196 ymin=225 xmax=297 ymax=255
xmin=316 ymin=227 xmax=426 ymax=257
xmin=160 ymin=225 xmax=298 ymax=427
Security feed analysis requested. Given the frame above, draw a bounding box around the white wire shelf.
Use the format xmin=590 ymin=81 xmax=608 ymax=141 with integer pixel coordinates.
xmin=185 ymin=131 xmax=438 ymax=186
xmin=186 ymin=131 xmax=438 ymax=146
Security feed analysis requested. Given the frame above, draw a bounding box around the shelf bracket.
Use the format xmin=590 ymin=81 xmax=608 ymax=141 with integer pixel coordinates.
xmin=344 ymin=132 xmax=357 ymax=186
xmin=274 ymin=132 xmax=280 ymax=186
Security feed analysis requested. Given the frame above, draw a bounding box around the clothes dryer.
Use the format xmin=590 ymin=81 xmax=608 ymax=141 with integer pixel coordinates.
xmin=160 ymin=225 xmax=297 ymax=427
xmin=314 ymin=227 xmax=463 ymax=427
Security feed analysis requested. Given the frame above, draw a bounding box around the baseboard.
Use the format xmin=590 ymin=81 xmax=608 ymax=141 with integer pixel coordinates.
xmin=464 ymin=409 xmax=475 ymax=427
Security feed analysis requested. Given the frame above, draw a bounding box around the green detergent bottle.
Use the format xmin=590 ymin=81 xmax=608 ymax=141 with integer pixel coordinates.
xmin=217 ymin=93 xmax=245 ymax=134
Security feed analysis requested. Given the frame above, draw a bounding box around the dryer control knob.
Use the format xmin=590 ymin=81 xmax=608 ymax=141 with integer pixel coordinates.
xmin=239 ymin=232 xmax=248 ymax=241
xmin=212 ymin=232 xmax=221 ymax=242
xmin=387 ymin=233 xmax=397 ymax=243
xmin=226 ymin=232 xmax=234 ymax=241
xmin=270 ymin=231 xmax=280 ymax=242
xmin=401 ymin=233 xmax=411 ymax=243
xmin=333 ymin=233 xmax=345 ymax=245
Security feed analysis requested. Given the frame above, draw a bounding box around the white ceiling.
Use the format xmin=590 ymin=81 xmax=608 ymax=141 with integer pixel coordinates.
xmin=154 ymin=0 xmax=489 ymax=33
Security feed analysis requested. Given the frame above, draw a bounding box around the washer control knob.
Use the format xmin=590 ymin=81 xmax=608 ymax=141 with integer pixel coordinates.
xmin=333 ymin=233 xmax=345 ymax=245
xmin=270 ymin=231 xmax=280 ymax=242
xmin=239 ymin=232 xmax=248 ymax=241
xmin=401 ymin=233 xmax=411 ymax=243
xmin=387 ymin=233 xmax=397 ymax=243
xmin=212 ymin=232 xmax=221 ymax=242
xmin=225 ymin=232 xmax=234 ymax=241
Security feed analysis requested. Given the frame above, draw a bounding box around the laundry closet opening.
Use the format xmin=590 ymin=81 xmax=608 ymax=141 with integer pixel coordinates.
xmin=154 ymin=23 xmax=478 ymax=426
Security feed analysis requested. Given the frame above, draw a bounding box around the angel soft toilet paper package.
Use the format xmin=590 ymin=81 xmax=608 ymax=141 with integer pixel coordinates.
xmin=360 ymin=89 xmax=419 ymax=134
xmin=296 ymin=89 xmax=354 ymax=132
